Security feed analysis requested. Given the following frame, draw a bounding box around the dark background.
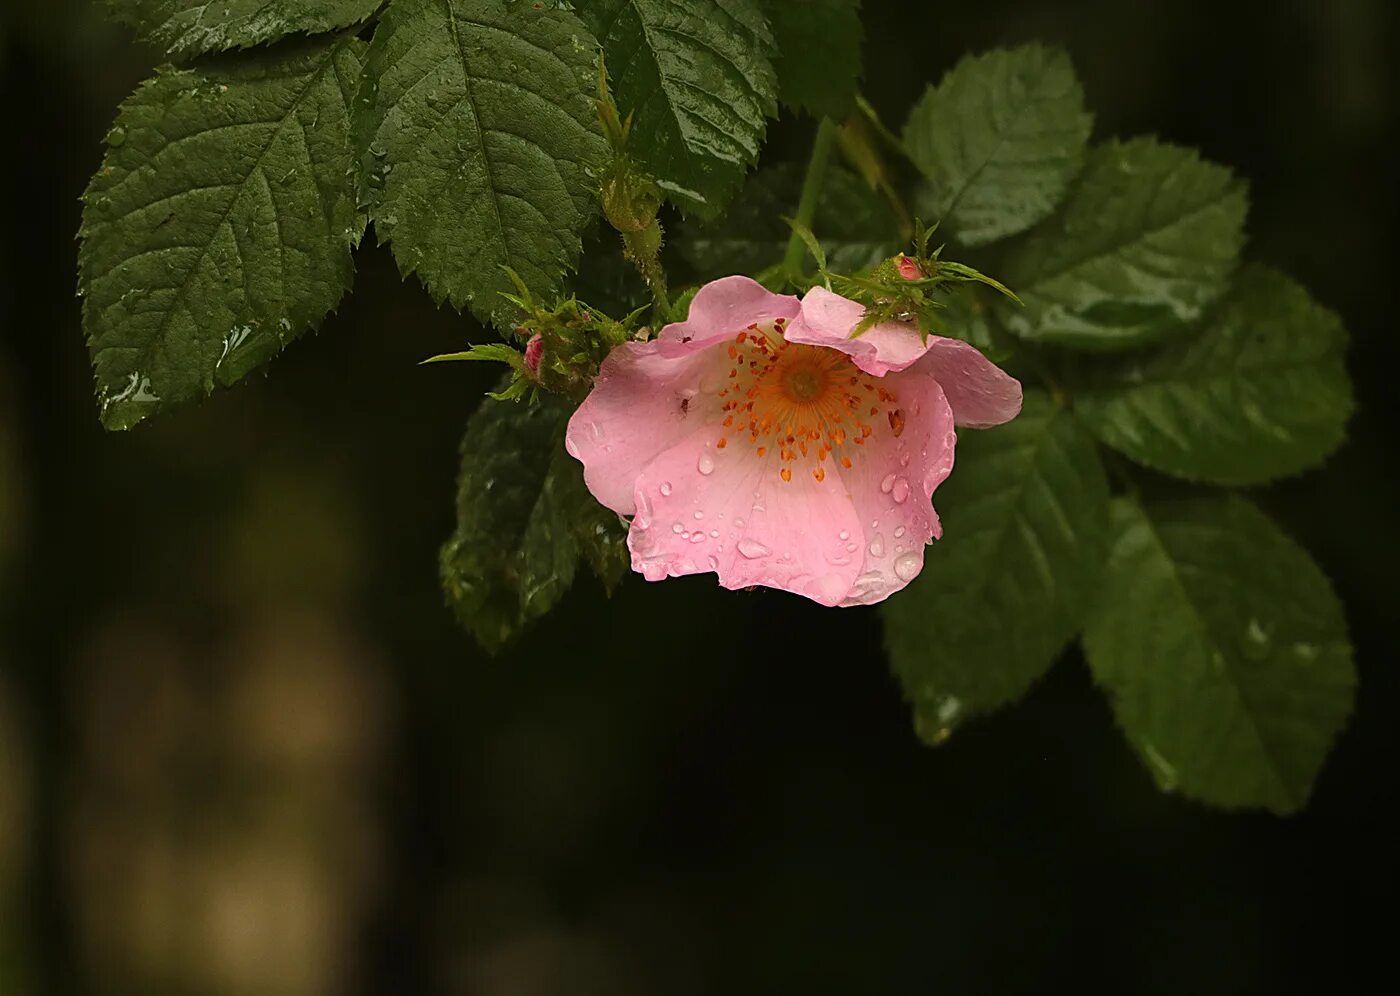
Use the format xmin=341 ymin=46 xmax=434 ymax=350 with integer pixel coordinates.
xmin=2 ymin=1 xmax=1397 ymax=993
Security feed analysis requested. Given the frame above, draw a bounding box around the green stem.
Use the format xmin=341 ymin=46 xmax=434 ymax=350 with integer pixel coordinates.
xmin=782 ymin=117 xmax=838 ymax=276
xmin=642 ymin=258 xmax=671 ymax=316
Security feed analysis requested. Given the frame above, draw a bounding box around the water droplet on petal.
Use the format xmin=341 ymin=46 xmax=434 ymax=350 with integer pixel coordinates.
xmin=709 ymin=529 xmax=719 ymax=539
xmin=894 ymin=551 xmax=922 ymax=581
xmin=880 ymin=474 xmax=896 ymax=494
xmin=839 ymin=530 xmax=850 ymax=541
xmin=671 ymin=522 xmax=683 ymax=534
xmin=693 ymin=510 xmax=703 ymax=519
xmin=892 ymin=478 xmax=910 ymax=503
xmin=659 ymin=481 xmax=673 ymax=496
xmin=868 ymin=534 xmax=885 ymax=558
xmin=697 ymin=452 xmax=716 ymax=475
xmin=810 ymin=574 xmax=848 ymax=602
xmin=690 ymin=532 xmax=705 ymax=544
xmin=894 ymin=526 xmax=906 ymax=539
xmin=737 ymin=538 xmax=770 ymax=559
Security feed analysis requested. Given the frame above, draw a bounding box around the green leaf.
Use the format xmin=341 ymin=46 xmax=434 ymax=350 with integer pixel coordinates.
xmin=441 ymin=393 xmax=628 ymax=650
xmin=903 ymin=44 xmax=1091 ymax=248
xmin=356 ymin=0 xmax=608 ymax=322
xmin=1072 ymin=264 xmax=1353 ymax=485
xmin=577 ymin=0 xmax=778 ymax=215
xmin=672 ymin=162 xmax=899 ymax=281
xmin=422 ymin=343 xmax=523 ymax=367
xmin=882 ymin=391 xmax=1110 ymax=741
xmin=1000 ymin=137 xmax=1248 ymax=351
xmin=1083 ymin=496 xmax=1355 ymax=814
xmin=105 ymin=0 xmax=381 ymax=59
xmin=79 ymin=35 xmax=366 ymax=431
xmin=757 ymin=0 xmax=862 ymax=118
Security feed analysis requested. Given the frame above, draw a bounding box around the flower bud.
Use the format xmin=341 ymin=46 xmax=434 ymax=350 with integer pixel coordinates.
xmin=896 ymin=255 xmax=924 ymax=281
xmin=523 ymin=333 xmax=543 ymax=376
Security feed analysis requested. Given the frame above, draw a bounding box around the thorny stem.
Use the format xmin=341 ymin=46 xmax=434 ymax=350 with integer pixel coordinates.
xmin=641 ymin=254 xmax=671 ymax=316
xmin=620 ymin=224 xmax=670 ymax=317
xmin=782 ymin=117 xmax=839 ymax=277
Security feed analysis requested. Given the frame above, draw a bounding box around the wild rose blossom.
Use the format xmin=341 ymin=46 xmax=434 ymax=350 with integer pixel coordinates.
xmin=565 ymin=276 xmax=1022 ymax=606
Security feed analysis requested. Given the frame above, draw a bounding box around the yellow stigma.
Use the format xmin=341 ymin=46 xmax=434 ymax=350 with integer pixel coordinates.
xmin=715 ymin=319 xmax=900 ymax=482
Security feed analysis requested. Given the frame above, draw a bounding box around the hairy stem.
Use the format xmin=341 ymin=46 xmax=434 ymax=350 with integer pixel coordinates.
xmin=782 ymin=117 xmax=839 ymax=276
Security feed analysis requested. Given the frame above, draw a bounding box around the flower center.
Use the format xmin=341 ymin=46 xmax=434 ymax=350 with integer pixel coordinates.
xmin=783 ymin=364 xmax=826 ymax=402
xmin=714 ymin=320 xmax=899 ymax=483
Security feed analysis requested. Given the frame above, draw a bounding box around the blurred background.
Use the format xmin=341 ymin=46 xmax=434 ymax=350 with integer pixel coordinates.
xmin=1 ymin=0 xmax=1397 ymax=992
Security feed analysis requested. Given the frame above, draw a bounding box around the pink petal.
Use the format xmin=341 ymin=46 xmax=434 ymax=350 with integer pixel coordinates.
xmin=911 ymin=338 xmax=1023 ymax=429
xmin=787 ymin=286 xmax=1022 ymax=428
xmin=657 ymin=275 xmax=800 ymax=346
xmin=628 ymin=433 xmax=865 ymax=608
xmin=835 ymin=370 xmax=957 ymax=607
xmin=786 ymin=285 xmax=930 ymax=376
xmin=565 ymin=338 xmax=725 ymax=515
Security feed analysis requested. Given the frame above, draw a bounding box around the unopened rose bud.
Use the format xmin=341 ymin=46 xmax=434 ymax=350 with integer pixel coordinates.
xmin=896 ymin=255 xmax=924 ymax=280
xmin=523 ymin=333 xmax=543 ymax=376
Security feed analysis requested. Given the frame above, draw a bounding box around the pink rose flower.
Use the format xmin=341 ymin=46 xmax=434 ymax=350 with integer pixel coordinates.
xmin=565 ymin=276 xmax=1022 ymax=606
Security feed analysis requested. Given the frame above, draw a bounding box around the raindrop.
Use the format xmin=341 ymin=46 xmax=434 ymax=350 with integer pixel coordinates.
xmin=892 ymin=478 xmax=910 ymax=504
xmin=880 ymin=473 xmax=896 ymax=494
xmin=1240 ymin=618 xmax=1273 ymax=661
xmin=894 ymin=526 xmax=906 ymax=539
xmin=672 ymin=522 xmax=683 ymax=534
xmin=810 ymin=574 xmax=847 ymax=602
xmin=105 ymin=125 xmax=127 ymax=147
xmin=689 ymin=533 xmax=705 ymax=544
xmin=709 ymin=530 xmax=719 ymax=539
xmin=737 ymin=538 xmax=770 ymax=559
xmin=868 ymin=535 xmax=885 ymax=558
xmin=659 ymin=481 xmax=673 ymax=496
xmin=697 ymin=452 xmax=716 ymax=475
xmin=839 ymin=530 xmax=850 ymax=541
xmin=1142 ymin=742 xmax=1179 ymax=792
xmin=693 ymin=510 xmax=704 ymax=520
xmin=894 ymin=552 xmax=921 ymax=580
